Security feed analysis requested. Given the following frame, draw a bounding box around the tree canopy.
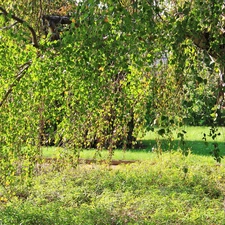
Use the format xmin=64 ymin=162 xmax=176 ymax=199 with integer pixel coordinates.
xmin=0 ymin=0 xmax=225 ymax=187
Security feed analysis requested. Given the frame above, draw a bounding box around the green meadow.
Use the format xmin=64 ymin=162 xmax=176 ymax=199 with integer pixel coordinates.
xmin=43 ymin=126 xmax=225 ymax=160
xmin=1 ymin=126 xmax=225 ymax=224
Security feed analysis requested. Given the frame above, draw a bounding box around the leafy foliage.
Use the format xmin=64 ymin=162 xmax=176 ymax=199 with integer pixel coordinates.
xmin=1 ymin=0 xmax=225 ymax=192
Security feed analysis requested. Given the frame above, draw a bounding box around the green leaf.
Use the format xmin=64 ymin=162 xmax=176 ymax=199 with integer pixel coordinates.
xmin=158 ymin=129 xmax=165 ymax=136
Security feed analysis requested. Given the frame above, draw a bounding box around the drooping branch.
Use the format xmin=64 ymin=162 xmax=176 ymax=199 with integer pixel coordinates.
xmin=0 ymin=60 xmax=32 ymax=108
xmin=0 ymin=7 xmax=39 ymax=48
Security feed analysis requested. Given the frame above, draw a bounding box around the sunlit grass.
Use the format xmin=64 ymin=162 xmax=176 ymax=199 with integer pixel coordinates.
xmin=142 ymin=126 xmax=225 ymax=141
xmin=42 ymin=126 xmax=225 ymax=161
xmin=141 ymin=126 xmax=225 ymax=156
xmin=42 ymin=147 xmax=156 ymax=161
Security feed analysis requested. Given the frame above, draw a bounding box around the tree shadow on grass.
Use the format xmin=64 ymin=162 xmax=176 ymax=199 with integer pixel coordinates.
xmin=140 ymin=139 xmax=225 ymax=156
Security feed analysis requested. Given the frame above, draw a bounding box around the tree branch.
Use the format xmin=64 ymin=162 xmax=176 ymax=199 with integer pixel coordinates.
xmin=0 ymin=21 xmax=18 ymax=30
xmin=0 ymin=61 xmax=32 ymax=108
xmin=0 ymin=7 xmax=39 ymax=48
xmin=43 ymin=15 xmax=72 ymax=25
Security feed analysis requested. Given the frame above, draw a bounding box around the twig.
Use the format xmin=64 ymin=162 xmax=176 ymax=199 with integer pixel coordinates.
xmin=0 ymin=61 xmax=32 ymax=108
xmin=0 ymin=21 xmax=18 ymax=30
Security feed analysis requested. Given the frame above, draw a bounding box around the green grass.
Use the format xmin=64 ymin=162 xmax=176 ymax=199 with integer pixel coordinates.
xmin=1 ymin=152 xmax=225 ymax=224
xmin=42 ymin=126 xmax=225 ymax=160
xmin=42 ymin=147 xmax=156 ymax=161
xmin=141 ymin=126 xmax=225 ymax=156
xmin=1 ymin=127 xmax=225 ymax=224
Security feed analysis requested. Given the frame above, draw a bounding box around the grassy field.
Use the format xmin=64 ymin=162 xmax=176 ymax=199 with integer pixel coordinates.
xmin=141 ymin=126 xmax=225 ymax=156
xmin=1 ymin=126 xmax=225 ymax=224
xmin=1 ymin=152 xmax=225 ymax=224
xmin=42 ymin=126 xmax=225 ymax=160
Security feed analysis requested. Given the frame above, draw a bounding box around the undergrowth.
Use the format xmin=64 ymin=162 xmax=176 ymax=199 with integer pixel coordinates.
xmin=0 ymin=152 xmax=225 ymax=224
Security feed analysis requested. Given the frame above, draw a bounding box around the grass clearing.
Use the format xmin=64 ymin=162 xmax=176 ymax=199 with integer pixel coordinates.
xmin=141 ymin=126 xmax=225 ymax=155
xmin=42 ymin=126 xmax=225 ymax=160
xmin=1 ymin=152 xmax=225 ymax=224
